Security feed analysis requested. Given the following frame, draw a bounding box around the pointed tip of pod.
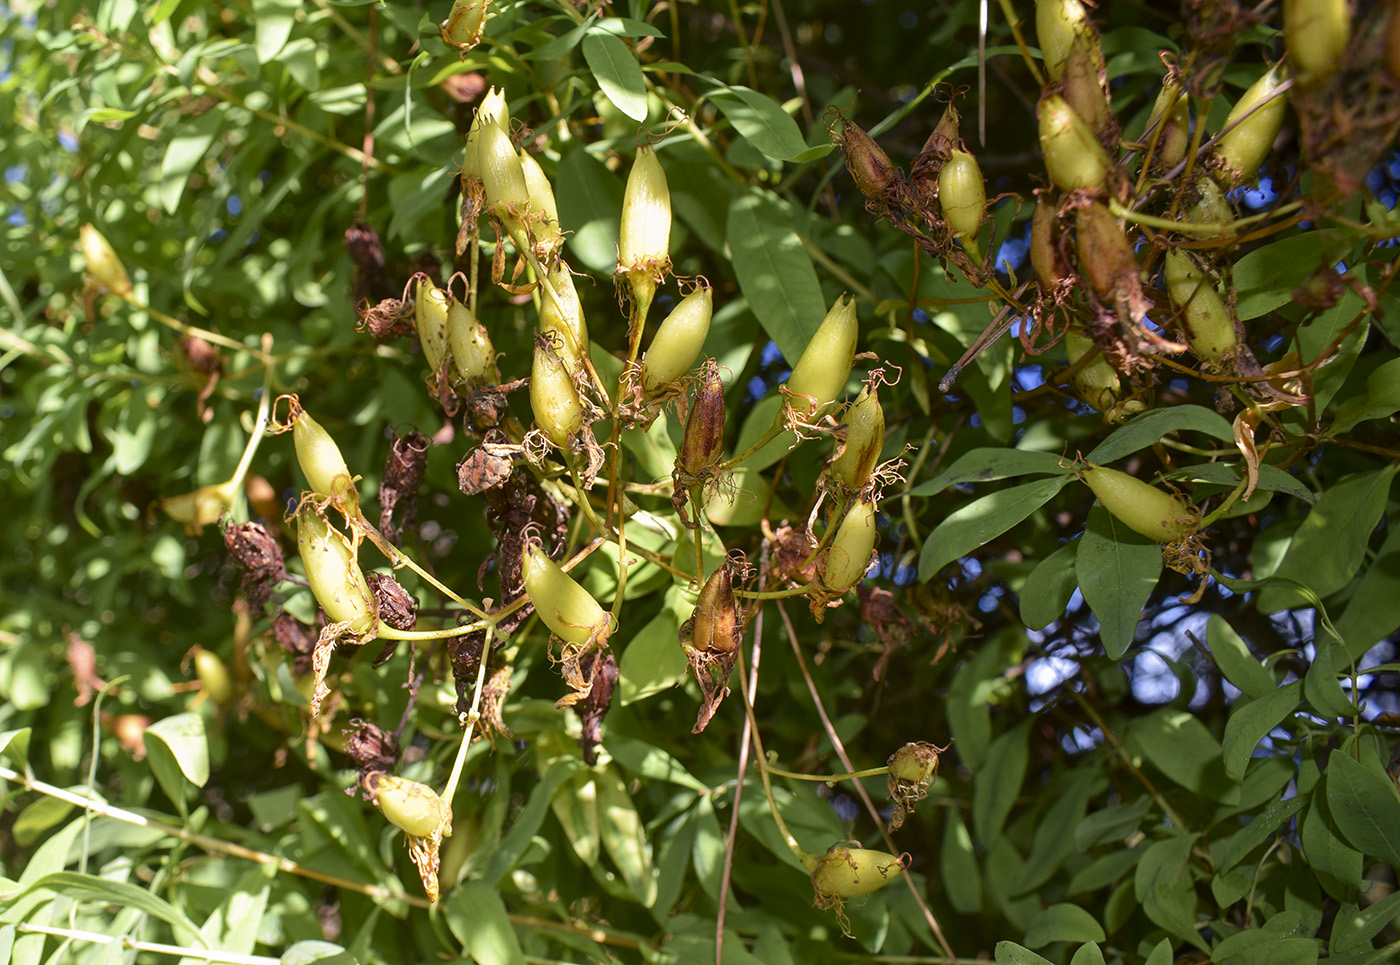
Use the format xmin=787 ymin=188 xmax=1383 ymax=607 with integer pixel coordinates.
xmin=618 ymin=143 xmax=672 ymax=280
xmin=1212 ymin=65 xmax=1289 ymax=187
xmin=80 ymin=224 xmax=132 ymax=295
xmin=787 ymin=294 xmax=859 ymax=418
xmin=641 ymin=285 xmax=714 ymax=393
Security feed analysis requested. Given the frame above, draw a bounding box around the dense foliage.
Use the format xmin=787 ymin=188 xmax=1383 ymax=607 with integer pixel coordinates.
xmin=3 ymin=1 xmax=1400 ymax=964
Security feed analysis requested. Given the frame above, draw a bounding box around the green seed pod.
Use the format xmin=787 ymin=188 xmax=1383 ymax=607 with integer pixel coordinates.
xmin=830 ymin=386 xmax=884 ymax=490
xmin=809 ymin=845 xmax=907 ymax=900
xmin=462 ymin=88 xmax=509 ymax=183
xmin=522 ymin=542 xmax=611 ymax=646
xmin=687 ymin=564 xmax=741 ymax=654
xmin=413 ymin=278 xmax=451 ymax=376
xmin=786 ymin=294 xmax=859 ymax=419
xmin=160 ymin=481 xmax=236 ymax=532
xmin=1147 ymin=80 xmax=1190 ymax=171
xmin=1030 ymin=200 xmax=1069 ymax=291
xmin=1074 ymin=202 xmax=1137 ymax=301
xmin=1185 ymin=175 xmax=1231 ymax=230
xmin=1036 ymin=0 xmax=1093 ymax=81
xmin=677 ymin=360 xmax=726 ymax=477
xmin=839 ymin=117 xmax=899 ymax=201
xmin=1213 ymin=65 xmax=1287 ymax=187
xmin=80 ymin=224 xmax=131 ymax=295
xmin=1038 ymin=94 xmax=1112 ymax=191
xmin=938 ymin=150 xmax=986 ymax=240
xmin=1163 ymin=250 xmax=1238 ymax=362
xmin=293 ymin=407 xmax=357 ymax=506
xmin=441 ymin=0 xmax=489 ymax=49
xmin=1081 ymin=464 xmax=1198 ymax=542
xmin=1060 ymin=28 xmax=1112 ymax=141
xmin=617 ymin=144 xmax=672 ymax=307
xmin=447 ymin=298 xmax=495 ymax=383
xmin=478 ymin=122 xmax=530 ymax=233
xmin=296 ymin=503 xmax=376 ymax=635
xmin=519 ymin=149 xmax=562 ymax=255
xmin=821 ymin=497 xmax=879 ymax=594
xmin=1285 ymin=0 xmax=1350 ymax=86
xmin=194 ymin=648 xmax=234 ymax=706
xmin=530 ymin=336 xmax=584 ymax=447
xmin=888 ymin=742 xmax=940 ymax=785
xmin=641 ymin=285 xmax=713 ymax=393
xmin=373 ymin=774 xmax=452 ymax=838
xmin=539 ymin=266 xmax=588 ymax=369
xmin=1064 ymin=331 xmax=1121 ymax=411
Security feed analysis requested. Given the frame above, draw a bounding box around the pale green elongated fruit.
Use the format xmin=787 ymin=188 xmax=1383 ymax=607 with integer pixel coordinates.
xmin=478 ymin=122 xmax=530 ymax=232
xmin=1081 ymin=465 xmax=1198 ymax=542
xmin=441 ymin=0 xmax=488 ymax=48
xmin=830 ymin=386 xmax=884 ymax=490
xmin=1185 ymin=175 xmax=1231 ymax=230
xmin=1213 ymin=65 xmax=1287 ymax=187
xmin=618 ymin=144 xmax=671 ymax=274
xmin=938 ymin=150 xmax=985 ymax=240
xmin=80 ymin=224 xmax=131 ymax=295
xmin=522 ymin=542 xmax=611 ymax=646
xmin=1060 ymin=25 xmax=1111 ymax=139
xmin=296 ymin=503 xmax=376 ymax=634
xmin=821 ymin=497 xmax=879 ymax=593
xmin=786 ymin=294 xmax=858 ymax=418
xmin=1064 ymin=332 xmax=1121 ymax=411
xmin=374 ymin=774 xmax=452 ymax=838
xmin=808 ymin=845 xmax=907 ymax=900
xmin=640 ymin=285 xmax=713 ymax=392
xmin=1036 ymin=0 xmax=1093 ymax=81
xmin=519 ymin=149 xmax=562 ymax=254
xmin=1038 ymin=94 xmax=1112 ymax=191
xmin=530 ymin=337 xmax=584 ymax=446
xmin=160 ymin=481 xmax=236 ymax=532
xmin=1285 ymin=0 xmax=1350 ymax=85
xmin=293 ymin=407 xmax=357 ymax=506
xmin=1147 ymin=79 xmax=1190 ymax=170
xmin=539 ymin=266 xmax=588 ymax=368
xmin=1163 ymin=250 xmax=1238 ymax=362
xmin=447 ymin=298 xmax=495 ymax=383
xmin=462 ymin=87 xmax=508 ymax=182
xmin=414 ymin=278 xmax=451 ymax=375
xmin=193 ymin=648 xmax=234 ymax=706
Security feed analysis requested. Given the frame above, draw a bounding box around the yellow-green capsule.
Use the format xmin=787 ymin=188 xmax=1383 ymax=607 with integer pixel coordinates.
xmin=539 ymin=266 xmax=588 ymax=370
xmin=640 ymin=285 xmax=713 ymax=393
xmin=1081 ymin=464 xmax=1198 ymax=542
xmin=617 ymin=143 xmax=671 ymax=311
xmin=830 ymin=387 xmax=884 ymax=490
xmin=296 ymin=503 xmax=376 ymax=635
xmin=1163 ymin=250 xmax=1238 ymax=363
xmin=522 ymin=542 xmax=611 ymax=646
xmin=374 ymin=775 xmax=452 ymax=838
xmin=1038 ymin=94 xmax=1112 ymax=191
xmin=809 ymin=845 xmax=906 ymax=900
xmin=1146 ymin=79 xmax=1190 ymax=171
xmin=1213 ymin=65 xmax=1287 ymax=187
xmin=293 ymin=407 xmax=356 ymax=507
xmin=413 ymin=278 xmax=451 ymax=376
xmin=1285 ymin=0 xmax=1350 ymax=86
xmin=519 ymin=149 xmax=562 ymax=256
xmin=447 ymin=298 xmax=495 ymax=383
xmin=530 ymin=337 xmax=584 ymax=447
xmin=441 ymin=0 xmax=489 ymax=49
xmin=80 ymin=224 xmax=131 ymax=295
xmin=478 ymin=122 xmax=530 ymax=234
xmin=821 ymin=497 xmax=878 ymax=594
xmin=462 ymin=88 xmax=508 ymax=182
xmin=939 ymin=150 xmax=986 ymax=241
xmin=1036 ymin=0 xmax=1094 ymax=81
xmin=786 ymin=294 xmax=859 ymax=419
xmin=1064 ymin=331 xmax=1121 ymax=411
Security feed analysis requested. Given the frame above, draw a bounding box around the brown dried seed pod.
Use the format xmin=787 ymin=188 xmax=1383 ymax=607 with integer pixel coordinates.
xmin=1074 ymin=202 xmax=1137 ymax=301
xmin=677 ymin=360 xmax=726 ymax=478
xmin=685 ymin=564 xmax=742 ymax=655
xmin=838 ymin=117 xmax=899 ymax=201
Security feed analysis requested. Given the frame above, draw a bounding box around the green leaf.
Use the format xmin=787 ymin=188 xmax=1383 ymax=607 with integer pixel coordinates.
xmin=280 ymin=941 xmax=358 ymax=965
xmin=597 ymin=765 xmax=658 ymax=906
xmin=995 ymin=942 xmax=1054 ymax=965
xmin=1207 ymin=614 xmax=1277 ymax=699
xmin=1070 ymin=944 xmax=1106 ymax=965
xmin=143 ymin=712 xmax=209 ymax=814
xmin=12 ymin=872 xmax=206 ymax=947
xmin=1296 ymin=290 xmax=1369 ymax=414
xmin=1324 ymin=750 xmax=1400 ymax=868
xmin=1020 ymin=540 xmax=1079 ymax=630
xmin=1234 ymin=232 xmax=1352 ymax=319
xmin=1330 ymin=890 xmax=1400 ymax=953
xmin=725 ymin=191 xmax=826 ymax=366
xmin=908 ymin=448 xmax=1071 ymax=497
xmin=618 ymin=609 xmax=687 ymax=706
xmin=158 ymin=111 xmax=221 ymax=215
xmin=1213 ymin=932 xmax=1319 ymax=965
xmin=1258 ymin=464 xmax=1398 ymax=613
xmin=0 ymin=727 xmax=32 ymax=767
xmin=604 ymin=734 xmax=707 ymax=792
xmin=1143 ymin=938 xmax=1173 ymax=965
xmin=443 ymin=883 xmax=524 ymax=965
xmin=1168 ymin=461 xmax=1316 ymax=505
xmin=1334 ymin=522 xmax=1400 ymax=656
xmin=1125 ymin=709 xmax=1235 ymax=802
xmin=1305 ymin=640 xmax=1358 ymax=717
xmin=709 ymin=86 xmax=830 ymax=162
xmin=1216 ymin=794 xmax=1305 ymax=873
xmin=1302 ymin=784 xmax=1365 ymax=900
xmin=1084 ymin=404 xmax=1233 ymax=465
xmin=252 ymin=0 xmax=300 ymax=63
xmin=918 ymin=476 xmax=1073 ymax=581
xmin=1016 ymin=771 xmax=1096 ymax=895
xmin=941 ymin=808 xmax=982 ymax=914
xmin=973 ymin=720 xmax=1030 ymax=845
xmin=1076 ymin=506 xmax=1162 ymax=659
xmin=582 ymin=32 xmax=648 ymax=122
xmin=554 ymin=148 xmax=624 ymax=274
xmin=1221 ymin=681 xmax=1300 ymax=779
xmin=1331 ymin=357 xmax=1400 ymax=433
xmin=1023 ymin=903 xmax=1105 ymax=948
xmin=1074 ymin=797 xmax=1152 ymax=852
